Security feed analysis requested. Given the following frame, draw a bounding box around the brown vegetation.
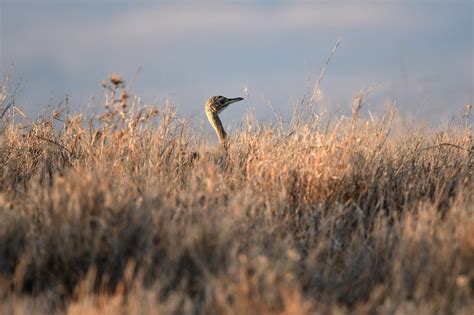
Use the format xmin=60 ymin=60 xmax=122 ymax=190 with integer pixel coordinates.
xmin=0 ymin=76 xmax=473 ymax=314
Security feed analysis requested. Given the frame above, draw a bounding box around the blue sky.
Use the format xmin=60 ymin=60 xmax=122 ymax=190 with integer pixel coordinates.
xmin=1 ymin=1 xmax=472 ymax=125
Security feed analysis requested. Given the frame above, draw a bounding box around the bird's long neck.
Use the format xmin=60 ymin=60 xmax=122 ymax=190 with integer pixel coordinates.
xmin=206 ymin=110 xmax=227 ymax=147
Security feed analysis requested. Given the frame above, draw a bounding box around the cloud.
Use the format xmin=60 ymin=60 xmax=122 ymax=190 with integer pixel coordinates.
xmin=2 ymin=3 xmax=407 ymax=70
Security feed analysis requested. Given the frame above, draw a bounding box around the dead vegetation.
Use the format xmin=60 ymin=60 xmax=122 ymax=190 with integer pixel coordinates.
xmin=0 ymin=75 xmax=473 ymax=314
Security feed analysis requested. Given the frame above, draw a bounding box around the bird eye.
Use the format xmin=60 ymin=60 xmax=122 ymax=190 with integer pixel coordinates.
xmin=220 ymin=99 xmax=225 ymax=105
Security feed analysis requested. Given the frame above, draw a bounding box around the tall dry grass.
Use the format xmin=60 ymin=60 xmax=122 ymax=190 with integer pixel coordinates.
xmin=0 ymin=75 xmax=473 ymax=314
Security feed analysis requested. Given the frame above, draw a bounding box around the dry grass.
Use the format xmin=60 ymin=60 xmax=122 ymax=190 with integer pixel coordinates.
xmin=0 ymin=76 xmax=473 ymax=314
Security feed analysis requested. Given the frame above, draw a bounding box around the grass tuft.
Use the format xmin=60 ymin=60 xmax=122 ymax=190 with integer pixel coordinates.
xmin=0 ymin=76 xmax=473 ymax=314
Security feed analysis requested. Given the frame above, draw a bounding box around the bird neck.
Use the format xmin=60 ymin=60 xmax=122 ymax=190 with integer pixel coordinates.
xmin=206 ymin=111 xmax=228 ymax=147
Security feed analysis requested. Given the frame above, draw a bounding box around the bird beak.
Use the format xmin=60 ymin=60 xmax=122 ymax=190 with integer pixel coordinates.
xmin=228 ymin=97 xmax=244 ymax=104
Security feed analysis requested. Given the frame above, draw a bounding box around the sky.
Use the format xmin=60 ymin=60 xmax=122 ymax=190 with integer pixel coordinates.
xmin=1 ymin=0 xmax=473 ymax=126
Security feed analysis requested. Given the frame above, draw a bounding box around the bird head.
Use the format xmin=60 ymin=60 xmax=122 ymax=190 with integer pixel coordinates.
xmin=205 ymin=95 xmax=244 ymax=115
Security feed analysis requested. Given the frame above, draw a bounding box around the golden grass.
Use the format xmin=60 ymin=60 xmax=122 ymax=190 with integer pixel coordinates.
xmin=0 ymin=77 xmax=473 ymax=314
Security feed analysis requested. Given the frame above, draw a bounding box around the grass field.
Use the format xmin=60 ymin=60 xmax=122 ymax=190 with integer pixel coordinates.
xmin=0 ymin=76 xmax=473 ymax=314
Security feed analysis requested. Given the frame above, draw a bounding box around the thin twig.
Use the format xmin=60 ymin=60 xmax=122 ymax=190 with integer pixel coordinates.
xmin=35 ymin=136 xmax=73 ymax=156
xmin=418 ymin=142 xmax=471 ymax=152
xmin=308 ymin=35 xmax=343 ymax=112
xmin=1 ymin=81 xmax=22 ymax=119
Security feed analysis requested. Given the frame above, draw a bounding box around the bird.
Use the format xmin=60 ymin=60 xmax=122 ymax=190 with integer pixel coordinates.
xmin=205 ymin=95 xmax=244 ymax=148
xmin=179 ymin=95 xmax=244 ymax=169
